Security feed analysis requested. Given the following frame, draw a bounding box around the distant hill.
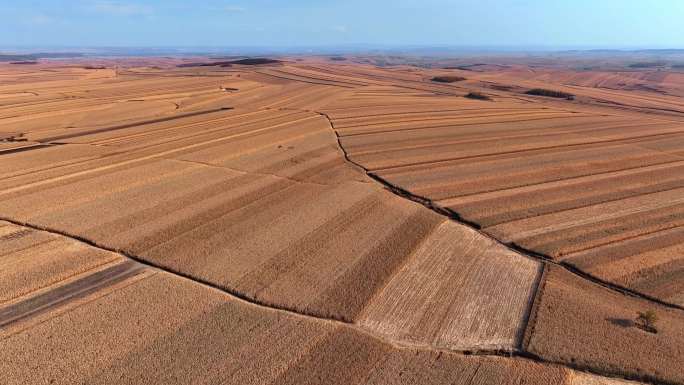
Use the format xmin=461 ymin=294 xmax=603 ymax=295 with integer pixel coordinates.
xmin=0 ymin=52 xmax=84 ymax=62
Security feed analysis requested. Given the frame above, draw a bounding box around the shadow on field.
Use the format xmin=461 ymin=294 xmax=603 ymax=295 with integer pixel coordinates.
xmin=606 ymin=317 xmax=633 ymax=328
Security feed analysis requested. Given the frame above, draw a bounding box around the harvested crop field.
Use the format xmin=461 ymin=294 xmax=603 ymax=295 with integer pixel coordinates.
xmin=0 ymin=221 xmax=129 ymax=306
xmin=1 ymin=58 xmax=681 ymax=383
xmin=358 ymin=220 xmax=540 ymax=351
xmin=0 ymin=226 xmax=640 ymax=385
xmin=525 ymin=266 xmax=684 ymax=384
xmin=0 ymin=231 xmax=605 ymax=385
xmin=314 ymin=63 xmax=684 ymax=310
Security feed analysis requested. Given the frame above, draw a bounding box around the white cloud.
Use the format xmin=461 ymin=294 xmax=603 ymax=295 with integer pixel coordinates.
xmin=90 ymin=1 xmax=152 ymax=16
xmin=331 ymin=25 xmax=348 ymax=33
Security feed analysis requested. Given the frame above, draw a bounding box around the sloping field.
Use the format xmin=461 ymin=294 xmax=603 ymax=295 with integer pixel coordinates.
xmin=0 ymin=63 xmax=540 ymax=352
xmin=525 ymin=266 xmax=684 ymax=384
xmin=0 ymin=224 xmax=639 ymax=385
xmin=358 ymin=220 xmax=540 ymax=351
xmin=468 ymin=66 xmax=684 ymax=114
xmin=569 ymin=372 xmax=647 ymax=385
xmin=0 ymin=111 xmax=448 ymax=323
xmin=0 ymin=221 xmax=131 ymax=306
xmin=539 ymin=68 xmax=684 ymax=97
xmin=319 ymin=67 xmax=684 ymax=309
xmin=1 ymin=61 xmax=677 ymax=384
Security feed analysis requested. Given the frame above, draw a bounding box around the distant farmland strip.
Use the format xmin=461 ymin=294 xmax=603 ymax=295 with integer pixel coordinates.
xmin=39 ymin=107 xmax=233 ymax=142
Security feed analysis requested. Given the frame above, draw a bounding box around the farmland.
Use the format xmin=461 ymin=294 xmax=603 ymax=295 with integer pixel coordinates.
xmin=1 ymin=56 xmax=683 ymax=383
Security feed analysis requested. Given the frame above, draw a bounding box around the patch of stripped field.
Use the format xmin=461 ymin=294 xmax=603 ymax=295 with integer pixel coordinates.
xmin=131 ymin=180 xmax=442 ymax=321
xmin=0 ymin=223 xmax=633 ymax=385
xmin=339 ymin=115 xmax=684 ymax=171
xmin=358 ymin=220 xmax=540 ymax=351
xmin=515 ymin=68 xmax=684 ymax=98
xmin=0 ymin=222 xmax=150 ymax=333
xmin=0 ymin=99 xmax=179 ymax=135
xmin=467 ymin=67 xmax=684 ymax=113
xmin=568 ymin=372 xmax=647 ymax=385
xmin=525 ymin=266 xmax=684 ymax=385
xmin=0 ymin=65 xmax=545 ymax=349
xmin=0 ymin=92 xmax=43 ymax=107
xmin=0 ymin=65 xmax=96 ymax=87
xmin=336 ymin=107 xmax=570 ymax=127
xmin=322 ymin=78 xmax=684 ymax=308
xmin=0 ymin=222 xmax=124 ymax=305
xmin=201 ymin=128 xmax=365 ymax=184
xmin=0 ymin=95 xmax=540 ymax=334
xmin=441 ymin=161 xmax=684 ymax=227
xmin=42 ymin=108 xmax=313 ymax=147
xmin=256 ymin=66 xmax=370 ymax=88
xmin=0 ymin=239 xmax=591 ymax=385
xmin=378 ymin=141 xmax=682 ymax=201
xmin=295 ymin=64 xmax=476 ymax=95
xmin=0 ymin=72 xmax=234 ymax=140
xmin=0 ymin=62 xmax=674 ymax=384
xmin=559 ymin=226 xmax=684 ymax=307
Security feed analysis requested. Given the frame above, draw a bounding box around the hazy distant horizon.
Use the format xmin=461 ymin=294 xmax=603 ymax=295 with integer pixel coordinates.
xmin=2 ymin=1 xmax=683 ymax=48
xmin=3 ymin=45 xmax=684 ymax=58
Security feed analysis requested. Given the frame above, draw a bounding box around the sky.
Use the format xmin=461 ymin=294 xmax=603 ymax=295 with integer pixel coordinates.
xmin=2 ymin=0 xmax=684 ymax=49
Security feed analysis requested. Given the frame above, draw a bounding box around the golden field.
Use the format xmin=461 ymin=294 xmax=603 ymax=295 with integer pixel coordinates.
xmin=2 ymin=56 xmax=683 ymax=384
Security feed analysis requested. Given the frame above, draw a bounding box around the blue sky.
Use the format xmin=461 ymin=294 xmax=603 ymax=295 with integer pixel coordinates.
xmin=2 ymin=0 xmax=683 ymax=48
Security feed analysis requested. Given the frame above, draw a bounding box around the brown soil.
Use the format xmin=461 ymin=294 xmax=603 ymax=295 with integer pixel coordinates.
xmin=526 ymin=265 xmax=684 ymax=384
xmin=1 ymin=58 xmax=680 ymax=383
